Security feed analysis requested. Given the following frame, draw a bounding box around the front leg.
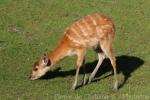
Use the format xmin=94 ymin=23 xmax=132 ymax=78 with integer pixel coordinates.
xmin=72 ymin=64 xmax=80 ymax=90
xmin=72 ymin=48 xmax=86 ymax=90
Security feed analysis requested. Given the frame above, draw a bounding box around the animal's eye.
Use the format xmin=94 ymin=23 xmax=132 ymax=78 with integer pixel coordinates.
xmin=33 ymin=67 xmax=38 ymax=71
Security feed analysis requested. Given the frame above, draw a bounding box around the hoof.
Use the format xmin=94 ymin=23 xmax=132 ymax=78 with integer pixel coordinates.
xmin=113 ymin=81 xmax=119 ymax=92
xmin=72 ymin=84 xmax=76 ymax=90
xmin=88 ymin=76 xmax=94 ymax=84
xmin=71 ymin=86 xmax=76 ymax=90
xmin=88 ymin=78 xmax=92 ymax=84
xmin=82 ymin=79 xmax=87 ymax=85
xmin=112 ymin=87 xmax=118 ymax=92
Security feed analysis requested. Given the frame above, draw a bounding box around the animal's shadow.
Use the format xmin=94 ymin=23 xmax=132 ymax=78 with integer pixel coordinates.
xmin=40 ymin=55 xmax=144 ymax=89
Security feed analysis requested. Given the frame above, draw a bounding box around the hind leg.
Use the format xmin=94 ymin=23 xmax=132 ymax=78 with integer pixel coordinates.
xmin=100 ymin=39 xmax=118 ymax=91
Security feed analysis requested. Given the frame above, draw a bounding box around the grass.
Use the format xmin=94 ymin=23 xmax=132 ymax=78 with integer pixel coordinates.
xmin=0 ymin=0 xmax=150 ymax=99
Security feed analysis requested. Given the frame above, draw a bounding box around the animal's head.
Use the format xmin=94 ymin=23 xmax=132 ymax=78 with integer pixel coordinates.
xmin=30 ymin=55 xmax=52 ymax=80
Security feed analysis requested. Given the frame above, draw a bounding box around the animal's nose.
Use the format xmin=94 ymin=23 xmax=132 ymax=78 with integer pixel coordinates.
xmin=30 ymin=77 xmax=37 ymax=80
xmin=30 ymin=77 xmax=35 ymax=80
xmin=30 ymin=78 xmax=34 ymax=80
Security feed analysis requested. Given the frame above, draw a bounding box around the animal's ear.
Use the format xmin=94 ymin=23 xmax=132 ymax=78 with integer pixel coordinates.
xmin=42 ymin=54 xmax=48 ymax=65
xmin=33 ymin=61 xmax=39 ymax=67
xmin=42 ymin=54 xmax=51 ymax=66
xmin=46 ymin=58 xmax=51 ymax=66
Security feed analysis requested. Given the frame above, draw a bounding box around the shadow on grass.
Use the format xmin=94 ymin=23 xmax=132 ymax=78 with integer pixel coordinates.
xmin=40 ymin=55 xmax=144 ymax=89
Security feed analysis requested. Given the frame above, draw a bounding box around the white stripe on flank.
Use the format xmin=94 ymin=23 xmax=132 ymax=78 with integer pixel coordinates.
xmin=88 ymin=15 xmax=97 ymax=26
xmin=65 ymin=33 xmax=85 ymax=45
xmin=82 ymin=19 xmax=91 ymax=31
xmin=76 ymin=22 xmax=88 ymax=36
xmin=71 ymin=27 xmax=83 ymax=38
xmin=101 ymin=24 xmax=111 ymax=28
xmin=96 ymin=26 xmax=105 ymax=38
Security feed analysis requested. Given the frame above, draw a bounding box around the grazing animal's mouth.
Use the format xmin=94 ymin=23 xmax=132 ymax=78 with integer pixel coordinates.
xmin=30 ymin=77 xmax=40 ymax=80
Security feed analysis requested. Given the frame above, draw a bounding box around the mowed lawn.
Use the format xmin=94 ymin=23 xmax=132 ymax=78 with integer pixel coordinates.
xmin=0 ymin=0 xmax=150 ymax=99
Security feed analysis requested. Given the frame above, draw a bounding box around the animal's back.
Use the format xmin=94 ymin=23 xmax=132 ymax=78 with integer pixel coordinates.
xmin=64 ymin=13 xmax=115 ymax=47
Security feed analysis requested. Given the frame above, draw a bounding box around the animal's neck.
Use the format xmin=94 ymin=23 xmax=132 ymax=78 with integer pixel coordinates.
xmin=48 ymin=36 xmax=70 ymax=64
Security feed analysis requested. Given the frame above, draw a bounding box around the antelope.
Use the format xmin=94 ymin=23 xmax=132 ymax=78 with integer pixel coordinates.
xmin=30 ymin=13 xmax=118 ymax=91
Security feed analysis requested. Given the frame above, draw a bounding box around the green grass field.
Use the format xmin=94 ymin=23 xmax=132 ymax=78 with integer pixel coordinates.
xmin=0 ymin=0 xmax=150 ymax=99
